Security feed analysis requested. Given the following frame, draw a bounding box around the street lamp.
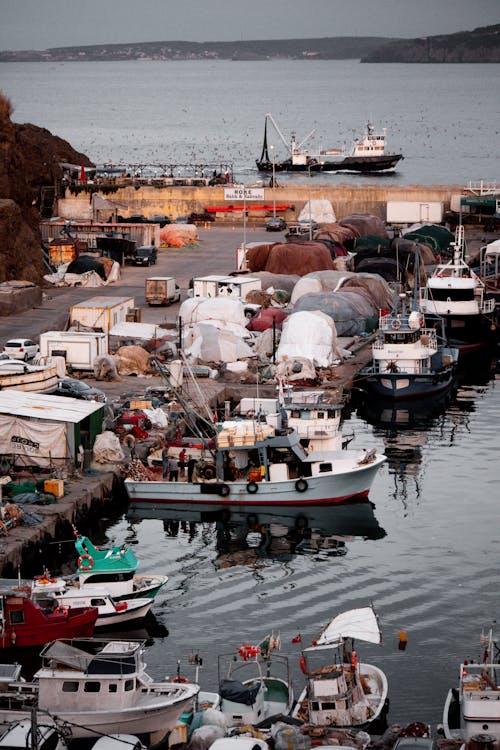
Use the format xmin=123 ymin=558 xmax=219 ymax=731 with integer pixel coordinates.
xmin=308 ymin=165 xmax=313 ymax=240
xmin=270 ymin=144 xmax=276 ymax=218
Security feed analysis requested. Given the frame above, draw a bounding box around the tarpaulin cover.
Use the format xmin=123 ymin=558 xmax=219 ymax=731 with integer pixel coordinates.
xmin=93 ymin=431 xmax=125 ymax=463
xmin=276 ymin=357 xmax=317 ymax=382
xmin=354 ymin=235 xmax=392 ymax=252
xmin=293 ymin=289 xmax=379 ymax=336
xmin=179 ymin=297 xmax=248 ymax=328
xmin=0 ymin=415 xmax=67 ymax=467
xmin=159 ymin=224 xmax=199 ymax=247
xmin=392 ymin=237 xmax=436 ymax=264
xmin=277 ymin=311 xmax=340 ymax=367
xmin=67 ymin=255 xmax=107 ymax=279
xmin=115 ymin=345 xmax=151 ymax=375
xmin=243 ymin=271 xmax=300 ymax=294
xmin=219 ymin=678 xmax=260 ymax=705
xmin=291 ymin=270 xmax=393 ymax=311
xmin=247 ymin=242 xmax=335 ymax=275
xmin=316 ymin=224 xmax=359 ymax=246
xmin=339 ymin=213 xmax=388 ymax=239
xmin=184 ymin=323 xmax=254 ymax=363
xmin=404 ymin=223 xmax=453 ymax=252
xmin=297 ymin=199 xmax=336 ymax=224
xmin=247 ymin=308 xmax=289 ymax=332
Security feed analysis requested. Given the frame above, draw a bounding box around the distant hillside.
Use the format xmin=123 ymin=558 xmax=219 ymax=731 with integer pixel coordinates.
xmin=361 ymin=24 xmax=500 ymax=62
xmin=0 ymin=37 xmax=398 ymax=62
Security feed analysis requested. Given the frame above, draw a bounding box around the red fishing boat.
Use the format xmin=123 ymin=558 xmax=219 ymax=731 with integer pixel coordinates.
xmin=0 ymin=588 xmax=97 ymax=648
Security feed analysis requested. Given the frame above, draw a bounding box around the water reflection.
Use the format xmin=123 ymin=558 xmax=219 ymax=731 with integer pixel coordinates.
xmin=126 ymin=499 xmax=386 ymax=567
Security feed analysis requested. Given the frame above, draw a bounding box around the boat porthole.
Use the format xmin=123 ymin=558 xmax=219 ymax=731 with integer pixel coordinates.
xmin=219 ymin=484 xmax=230 ymax=497
xmin=295 ymin=479 xmax=308 ymax=493
xmin=247 ymin=482 xmax=259 ymax=494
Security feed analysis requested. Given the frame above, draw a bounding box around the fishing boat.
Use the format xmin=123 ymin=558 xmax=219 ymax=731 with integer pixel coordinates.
xmin=256 ymin=113 xmax=403 ymax=174
xmin=0 ymin=362 xmax=59 ymax=394
xmin=442 ymin=626 xmax=500 ymax=740
xmin=419 ymin=225 xmax=497 ymax=353
xmin=358 ymin=291 xmax=458 ymax=400
xmin=217 ymin=632 xmax=294 ymax=727
xmin=0 ymin=589 xmax=97 ymax=649
xmin=0 ymin=638 xmax=199 ymax=745
xmin=30 ymin=577 xmax=153 ymax=629
xmin=292 ymin=606 xmax=389 ymax=731
xmin=67 ymin=531 xmax=168 ymax=601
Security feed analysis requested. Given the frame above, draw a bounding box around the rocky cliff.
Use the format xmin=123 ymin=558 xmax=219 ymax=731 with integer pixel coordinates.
xmin=0 ymin=91 xmax=93 ymax=283
xmin=361 ymin=24 xmax=500 ymax=63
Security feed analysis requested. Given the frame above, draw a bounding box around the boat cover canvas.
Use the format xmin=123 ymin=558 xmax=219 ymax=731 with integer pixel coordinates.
xmin=298 ymin=199 xmax=336 ymax=224
xmin=339 ymin=214 xmax=388 ymax=239
xmin=0 ymin=414 xmax=67 ymax=467
xmin=293 ymin=289 xmax=378 ymax=336
xmin=277 ymin=311 xmax=341 ymax=367
xmin=315 ymin=606 xmax=381 ymax=647
xmin=247 ymin=242 xmax=335 ymax=275
xmin=219 ymin=678 xmax=261 ymax=705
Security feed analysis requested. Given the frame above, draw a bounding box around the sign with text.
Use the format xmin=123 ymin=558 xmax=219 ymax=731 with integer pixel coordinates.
xmin=224 ymin=187 xmax=264 ymax=201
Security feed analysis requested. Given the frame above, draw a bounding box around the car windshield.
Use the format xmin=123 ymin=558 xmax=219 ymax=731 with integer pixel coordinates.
xmin=64 ymin=381 xmax=88 ymax=391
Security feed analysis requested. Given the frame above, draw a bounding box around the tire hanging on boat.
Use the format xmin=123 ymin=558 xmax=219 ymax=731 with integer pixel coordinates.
xmin=295 ymin=478 xmax=308 ymax=493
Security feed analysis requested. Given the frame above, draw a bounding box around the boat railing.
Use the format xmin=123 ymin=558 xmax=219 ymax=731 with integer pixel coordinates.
xmin=288 ymin=422 xmax=339 ymax=439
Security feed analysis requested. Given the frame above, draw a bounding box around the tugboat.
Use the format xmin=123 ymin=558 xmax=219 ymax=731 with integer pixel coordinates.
xmin=256 ymin=113 xmax=403 ymax=174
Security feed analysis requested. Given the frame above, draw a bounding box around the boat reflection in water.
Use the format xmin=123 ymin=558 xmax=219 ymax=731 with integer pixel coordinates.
xmin=126 ymin=498 xmax=386 ymax=566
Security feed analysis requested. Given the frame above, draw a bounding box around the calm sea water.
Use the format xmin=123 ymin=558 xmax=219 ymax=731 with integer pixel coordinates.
xmin=1 ymin=58 xmax=499 ymax=732
xmin=1 ymin=59 xmax=500 ymax=185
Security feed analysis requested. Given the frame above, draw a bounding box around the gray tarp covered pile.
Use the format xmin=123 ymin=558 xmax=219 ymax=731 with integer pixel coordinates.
xmin=291 ymin=270 xmax=394 ymax=311
xmin=247 ymin=241 xmax=335 ymax=275
xmin=293 ymin=285 xmax=381 ymax=336
xmin=339 ymin=213 xmax=388 ymax=239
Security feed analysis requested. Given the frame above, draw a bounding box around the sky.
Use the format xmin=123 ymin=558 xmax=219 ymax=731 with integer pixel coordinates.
xmin=0 ymin=0 xmax=499 ymax=50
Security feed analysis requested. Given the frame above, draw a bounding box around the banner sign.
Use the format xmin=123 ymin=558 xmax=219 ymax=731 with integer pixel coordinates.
xmin=224 ymin=187 xmax=265 ymax=201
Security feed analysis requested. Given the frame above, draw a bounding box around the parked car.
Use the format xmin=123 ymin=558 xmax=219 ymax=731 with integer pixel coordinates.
xmin=51 ymin=378 xmax=107 ymax=403
xmin=132 ymin=246 xmax=157 ymax=266
xmin=266 ymin=217 xmax=287 ymax=232
xmin=2 ymin=338 xmax=39 ymax=361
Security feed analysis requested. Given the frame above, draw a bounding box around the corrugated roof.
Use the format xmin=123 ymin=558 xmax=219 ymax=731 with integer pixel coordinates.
xmin=0 ymin=391 xmax=104 ymax=423
xmin=70 ymin=296 xmax=134 ymax=310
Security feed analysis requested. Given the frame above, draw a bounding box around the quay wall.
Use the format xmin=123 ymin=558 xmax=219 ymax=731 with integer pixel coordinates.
xmin=58 ymin=183 xmax=462 ymax=223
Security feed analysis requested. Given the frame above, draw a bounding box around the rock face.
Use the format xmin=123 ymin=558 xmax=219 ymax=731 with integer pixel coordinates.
xmin=0 ymin=92 xmax=93 ymax=284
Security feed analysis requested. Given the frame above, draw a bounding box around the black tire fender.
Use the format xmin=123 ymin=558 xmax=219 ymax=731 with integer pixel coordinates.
xmin=295 ymin=478 xmax=308 ymax=493
xmin=219 ymin=484 xmax=230 ymax=497
xmin=247 ymin=481 xmax=259 ymax=494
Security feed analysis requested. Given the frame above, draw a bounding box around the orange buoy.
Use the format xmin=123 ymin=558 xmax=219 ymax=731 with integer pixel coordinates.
xmin=398 ymin=630 xmax=408 ymax=651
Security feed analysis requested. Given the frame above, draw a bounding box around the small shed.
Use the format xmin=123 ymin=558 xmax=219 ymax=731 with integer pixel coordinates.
xmin=0 ymin=391 xmax=105 ymax=468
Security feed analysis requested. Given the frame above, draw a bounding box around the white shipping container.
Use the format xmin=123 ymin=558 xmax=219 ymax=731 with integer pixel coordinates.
xmin=39 ymin=331 xmax=109 ymax=371
xmin=386 ymin=200 xmax=443 ymax=224
xmin=69 ymin=296 xmax=135 ymax=332
xmin=192 ymin=275 xmax=261 ymax=299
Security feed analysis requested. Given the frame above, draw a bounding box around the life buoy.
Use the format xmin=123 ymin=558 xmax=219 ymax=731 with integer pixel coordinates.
xmin=219 ymin=484 xmax=230 ymax=497
xmin=299 ymin=655 xmax=307 ymax=674
xmin=172 ymin=676 xmax=189 ymax=683
xmin=202 ymin=465 xmax=216 ymax=481
xmin=78 ymin=554 xmax=94 ymax=571
xmin=247 ymin=481 xmax=259 ymax=494
xmin=391 ymin=319 xmax=402 ymax=330
xmin=295 ymin=478 xmax=308 ymax=493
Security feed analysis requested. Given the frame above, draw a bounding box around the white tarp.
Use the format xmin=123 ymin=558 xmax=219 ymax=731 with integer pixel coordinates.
xmin=179 ymin=297 xmax=248 ymax=328
xmin=0 ymin=414 xmax=67 ymax=467
xmin=315 ymin=607 xmax=381 ymax=647
xmin=298 ymin=199 xmax=336 ymax=225
xmin=276 ymin=310 xmax=341 ymax=367
xmin=93 ymin=431 xmax=125 ymax=463
xmin=43 ymin=262 xmax=120 ymax=287
xmin=184 ymin=323 xmax=254 ymax=363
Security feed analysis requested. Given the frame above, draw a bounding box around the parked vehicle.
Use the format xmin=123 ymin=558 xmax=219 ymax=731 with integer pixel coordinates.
xmin=146 ymin=277 xmax=180 ymax=306
xmin=132 ymin=246 xmax=157 ymax=266
xmin=2 ymin=338 xmax=39 ymax=361
xmin=266 ymin=217 xmax=287 ymax=232
xmin=51 ymin=378 xmax=107 ymax=403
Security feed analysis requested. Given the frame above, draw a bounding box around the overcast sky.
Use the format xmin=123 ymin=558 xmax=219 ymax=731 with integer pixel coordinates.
xmin=1 ymin=0 xmax=499 ymax=49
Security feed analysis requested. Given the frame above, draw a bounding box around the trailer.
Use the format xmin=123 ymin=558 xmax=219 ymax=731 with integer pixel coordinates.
xmin=192 ymin=275 xmax=261 ymax=299
xmin=146 ymin=277 xmax=180 ymax=306
xmin=386 ymin=200 xmax=443 ymax=224
xmin=39 ymin=331 xmax=109 ymax=371
xmin=69 ymin=296 xmax=135 ymax=332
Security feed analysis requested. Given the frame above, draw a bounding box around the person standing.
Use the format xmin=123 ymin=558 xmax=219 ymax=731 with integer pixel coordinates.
xmin=168 ymin=455 xmax=179 ymax=481
xmin=162 ymin=447 xmax=169 ymax=479
xmin=186 ymin=454 xmax=196 ymax=482
xmin=178 ymin=448 xmax=186 ymax=478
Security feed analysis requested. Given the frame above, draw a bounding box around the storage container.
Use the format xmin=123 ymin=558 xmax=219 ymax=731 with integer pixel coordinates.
xmin=44 ymin=478 xmax=64 ymax=499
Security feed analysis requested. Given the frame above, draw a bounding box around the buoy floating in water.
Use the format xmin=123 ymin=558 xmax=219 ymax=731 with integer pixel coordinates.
xmin=398 ymin=630 xmax=408 ymax=651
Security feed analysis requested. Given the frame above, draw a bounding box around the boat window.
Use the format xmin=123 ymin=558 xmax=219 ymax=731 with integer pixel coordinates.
xmin=317 ymin=412 xmax=325 ymax=419
xmin=40 ymin=730 xmax=60 ymax=750
xmin=291 ymin=410 xmax=300 ymax=419
xmin=9 ymin=610 xmax=24 ymax=625
xmin=62 ymin=681 xmax=79 ymax=692
xmin=85 ymin=571 xmax=135 ymax=583
xmin=109 ymin=684 xmax=118 ymax=692
xmin=430 ymin=288 xmax=475 ymax=302
xmin=84 ymin=681 xmax=101 ymax=693
xmin=318 ymin=463 xmax=333 ymax=473
xmin=90 ymin=598 xmax=107 ymax=607
xmin=124 ymin=679 xmax=135 ymax=691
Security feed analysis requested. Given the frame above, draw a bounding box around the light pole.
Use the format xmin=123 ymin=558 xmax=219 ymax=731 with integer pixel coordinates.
xmin=270 ymin=144 xmax=276 ymax=217
xmin=308 ymin=165 xmax=313 ymax=240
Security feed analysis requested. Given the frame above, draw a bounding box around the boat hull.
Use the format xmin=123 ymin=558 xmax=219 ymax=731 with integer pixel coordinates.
xmin=125 ymin=455 xmax=385 ymax=507
xmin=360 ymin=368 xmax=456 ymax=400
xmin=0 ymin=608 xmax=97 ymax=648
xmin=256 ymin=154 xmax=403 ymax=173
xmin=93 ymin=599 xmax=153 ymax=628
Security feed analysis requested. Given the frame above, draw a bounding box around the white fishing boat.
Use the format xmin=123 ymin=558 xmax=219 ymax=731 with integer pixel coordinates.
xmin=292 ymin=607 xmax=389 ymax=731
xmin=0 ymin=638 xmax=199 ymax=745
xmin=419 ymin=225 xmax=497 ymax=353
xmin=442 ymin=626 xmax=500 ymax=740
xmin=217 ymin=632 xmax=293 ymax=727
xmin=30 ymin=577 xmax=153 ymax=628
xmin=0 ymin=362 xmax=58 ymax=393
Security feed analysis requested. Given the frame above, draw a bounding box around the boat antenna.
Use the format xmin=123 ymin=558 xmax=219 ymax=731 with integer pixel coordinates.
xmin=258 ymin=115 xmax=271 ymax=164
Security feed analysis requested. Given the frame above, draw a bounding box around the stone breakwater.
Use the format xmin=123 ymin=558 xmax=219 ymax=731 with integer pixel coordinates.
xmin=57 ymin=183 xmax=462 ymax=223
